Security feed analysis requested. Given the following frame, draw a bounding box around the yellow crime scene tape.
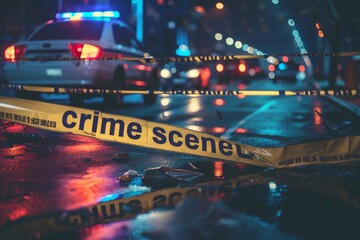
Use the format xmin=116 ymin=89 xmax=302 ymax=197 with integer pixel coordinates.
xmin=1 ymin=50 xmax=360 ymax=63
xmin=1 ymin=96 xmax=360 ymax=168
xmin=1 ymin=84 xmax=360 ymax=96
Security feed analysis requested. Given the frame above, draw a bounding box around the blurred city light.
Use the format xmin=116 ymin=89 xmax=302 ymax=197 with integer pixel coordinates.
xmin=168 ymin=21 xmax=176 ymax=29
xmin=272 ymin=0 xmax=279 ymax=4
xmin=268 ymin=64 xmax=275 ymax=72
xmin=269 ymin=181 xmax=277 ymax=192
xmin=194 ymin=6 xmax=205 ymax=15
xmin=242 ymin=44 xmax=249 ymax=51
xmin=176 ymin=44 xmax=191 ymax=56
xmin=216 ymin=63 xmax=224 ymax=72
xmin=288 ymin=19 xmax=295 ymax=26
xmin=226 ymin=37 xmax=234 ymax=45
xmin=238 ymin=63 xmax=246 ymax=72
xmin=214 ymin=98 xmax=225 ymax=106
xmin=318 ymin=30 xmax=324 ymax=38
xmin=269 ymin=72 xmax=275 ymax=79
xmin=216 ymin=2 xmax=224 ymax=10
xmin=215 ymin=33 xmax=223 ymax=41
xmin=234 ymin=41 xmax=243 ymax=49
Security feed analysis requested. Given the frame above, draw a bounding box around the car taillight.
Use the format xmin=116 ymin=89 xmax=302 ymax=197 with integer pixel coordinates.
xmin=4 ymin=45 xmax=26 ymax=62
xmin=68 ymin=43 xmax=102 ymax=60
xmin=238 ymin=63 xmax=246 ymax=72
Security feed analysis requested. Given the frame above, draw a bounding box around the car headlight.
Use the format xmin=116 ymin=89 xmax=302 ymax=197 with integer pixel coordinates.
xmin=160 ymin=69 xmax=172 ymax=78
xmin=186 ymin=69 xmax=200 ymax=78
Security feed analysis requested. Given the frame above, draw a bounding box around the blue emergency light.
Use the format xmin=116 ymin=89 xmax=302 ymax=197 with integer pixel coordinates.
xmin=56 ymin=11 xmax=120 ymax=20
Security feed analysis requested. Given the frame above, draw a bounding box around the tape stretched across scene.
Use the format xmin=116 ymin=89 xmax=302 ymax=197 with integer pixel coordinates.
xmin=1 ymin=50 xmax=360 ymax=63
xmin=0 ymin=96 xmax=359 ymax=168
xmin=2 ymin=84 xmax=360 ymax=96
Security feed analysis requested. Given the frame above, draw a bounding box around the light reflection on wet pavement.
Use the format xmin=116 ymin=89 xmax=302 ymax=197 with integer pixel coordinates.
xmin=0 ymin=159 xmax=359 ymax=240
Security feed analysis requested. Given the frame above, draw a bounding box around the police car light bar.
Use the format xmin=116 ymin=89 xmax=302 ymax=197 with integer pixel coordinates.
xmin=56 ymin=11 xmax=120 ymax=20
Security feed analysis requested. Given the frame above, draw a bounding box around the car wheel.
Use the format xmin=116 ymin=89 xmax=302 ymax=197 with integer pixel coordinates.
xmin=104 ymin=67 xmax=125 ymax=108
xmin=143 ymin=70 xmax=159 ymax=105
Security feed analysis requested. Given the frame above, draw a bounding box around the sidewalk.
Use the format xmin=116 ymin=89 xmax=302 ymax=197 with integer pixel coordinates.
xmin=311 ymin=78 xmax=360 ymax=117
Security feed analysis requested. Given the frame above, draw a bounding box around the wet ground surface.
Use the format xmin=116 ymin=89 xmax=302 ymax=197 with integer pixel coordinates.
xmin=0 ymin=78 xmax=360 ymax=239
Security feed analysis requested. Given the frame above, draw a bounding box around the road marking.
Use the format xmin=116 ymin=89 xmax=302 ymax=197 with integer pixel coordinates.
xmin=221 ymin=99 xmax=278 ymax=140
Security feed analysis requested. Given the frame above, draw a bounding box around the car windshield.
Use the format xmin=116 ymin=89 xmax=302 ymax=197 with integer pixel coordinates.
xmin=28 ymin=20 xmax=104 ymax=41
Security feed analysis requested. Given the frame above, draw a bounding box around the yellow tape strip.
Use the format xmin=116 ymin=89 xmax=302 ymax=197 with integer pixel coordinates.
xmin=0 ymin=96 xmax=359 ymax=168
xmin=1 ymin=51 xmax=360 ymax=63
xmin=2 ymin=84 xmax=360 ymax=96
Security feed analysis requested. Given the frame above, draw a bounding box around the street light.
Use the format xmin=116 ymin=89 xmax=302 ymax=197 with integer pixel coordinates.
xmin=315 ymin=22 xmax=324 ymax=38
xmin=216 ymin=2 xmax=224 ymax=10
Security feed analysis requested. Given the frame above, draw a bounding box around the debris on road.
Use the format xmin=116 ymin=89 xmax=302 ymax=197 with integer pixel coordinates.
xmin=142 ymin=166 xmax=204 ymax=188
xmin=119 ymin=169 xmax=140 ymax=184
xmin=112 ymin=152 xmax=130 ymax=162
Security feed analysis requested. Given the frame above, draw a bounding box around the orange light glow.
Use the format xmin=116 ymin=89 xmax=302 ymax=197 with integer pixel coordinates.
xmin=299 ymin=65 xmax=305 ymax=72
xmin=314 ymin=107 xmax=321 ymax=125
xmin=70 ymin=16 xmax=82 ymax=21
xmin=4 ymin=45 xmax=26 ymax=62
xmin=194 ymin=6 xmax=205 ymax=14
xmin=237 ymin=94 xmax=246 ymax=99
xmin=200 ymin=67 xmax=211 ymax=88
xmin=282 ymin=56 xmax=289 ymax=63
xmin=315 ymin=22 xmax=321 ymax=30
xmin=236 ymin=128 xmax=248 ymax=133
xmin=214 ymin=161 xmax=224 ymax=178
xmin=216 ymin=63 xmax=224 ymax=72
xmin=214 ymin=98 xmax=225 ymax=106
xmin=238 ymin=63 xmax=246 ymax=72
xmin=212 ymin=127 xmax=226 ymax=134
xmin=134 ymin=80 xmax=146 ymax=87
xmin=216 ymin=2 xmax=224 ymax=10
xmin=318 ymin=30 xmax=324 ymax=38
xmin=81 ymin=44 xmax=102 ymax=59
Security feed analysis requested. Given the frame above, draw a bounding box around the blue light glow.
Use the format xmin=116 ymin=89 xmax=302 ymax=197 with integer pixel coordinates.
xmin=278 ymin=63 xmax=286 ymax=70
xmin=292 ymin=30 xmax=299 ymax=37
xmin=176 ymin=44 xmax=191 ymax=56
xmin=99 ymin=193 xmax=120 ymax=202
xmin=288 ymin=19 xmax=295 ymax=26
xmin=56 ymin=11 xmax=120 ymax=20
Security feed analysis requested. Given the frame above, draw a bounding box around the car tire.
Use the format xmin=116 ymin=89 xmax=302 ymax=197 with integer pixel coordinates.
xmin=104 ymin=67 xmax=125 ymax=108
xmin=143 ymin=70 xmax=159 ymax=105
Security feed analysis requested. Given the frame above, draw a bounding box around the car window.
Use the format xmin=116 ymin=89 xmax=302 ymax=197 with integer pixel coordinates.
xmin=112 ymin=24 xmax=141 ymax=49
xmin=28 ymin=21 xmax=104 ymax=41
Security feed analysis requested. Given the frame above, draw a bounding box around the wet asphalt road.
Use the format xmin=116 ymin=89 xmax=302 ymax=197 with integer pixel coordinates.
xmin=0 ymin=77 xmax=359 ymax=239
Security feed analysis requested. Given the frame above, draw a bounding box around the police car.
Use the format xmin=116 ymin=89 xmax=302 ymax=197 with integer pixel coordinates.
xmin=3 ymin=11 xmax=159 ymax=106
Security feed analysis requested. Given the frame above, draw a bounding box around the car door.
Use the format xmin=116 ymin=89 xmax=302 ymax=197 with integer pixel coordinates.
xmin=112 ymin=24 xmax=147 ymax=81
